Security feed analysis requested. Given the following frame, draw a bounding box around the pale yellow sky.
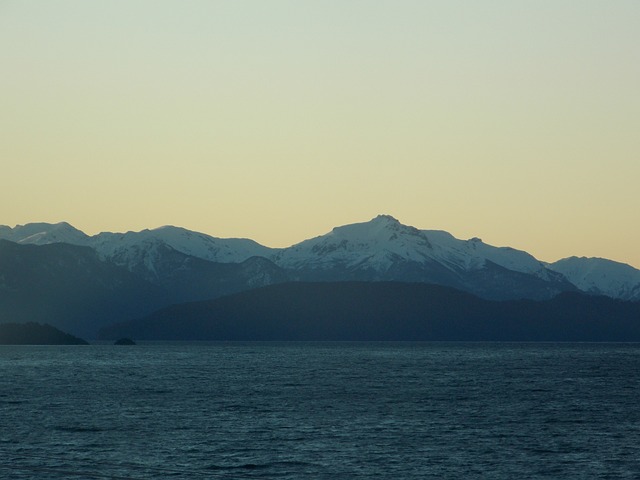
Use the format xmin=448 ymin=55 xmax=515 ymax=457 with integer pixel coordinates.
xmin=1 ymin=1 xmax=639 ymax=267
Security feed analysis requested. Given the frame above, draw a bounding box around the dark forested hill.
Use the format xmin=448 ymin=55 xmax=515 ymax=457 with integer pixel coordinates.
xmin=100 ymin=282 xmax=640 ymax=342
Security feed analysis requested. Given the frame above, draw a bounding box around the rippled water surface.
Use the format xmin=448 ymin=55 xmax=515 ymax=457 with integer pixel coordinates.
xmin=1 ymin=342 xmax=640 ymax=479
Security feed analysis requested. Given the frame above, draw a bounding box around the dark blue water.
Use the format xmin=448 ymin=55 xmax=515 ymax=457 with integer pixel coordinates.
xmin=1 ymin=342 xmax=639 ymax=479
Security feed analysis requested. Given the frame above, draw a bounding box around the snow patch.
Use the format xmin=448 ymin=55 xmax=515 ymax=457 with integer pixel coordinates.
xmin=549 ymin=257 xmax=640 ymax=301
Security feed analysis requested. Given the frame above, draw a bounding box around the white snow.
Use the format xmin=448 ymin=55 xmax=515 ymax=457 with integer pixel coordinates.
xmin=272 ymin=215 xmax=432 ymax=270
xmin=2 ymin=216 xmax=639 ymax=300
xmin=88 ymin=226 xmax=273 ymax=266
xmin=0 ymin=222 xmax=90 ymax=246
xmin=273 ymin=214 xmax=550 ymax=278
xmin=0 ymin=222 xmax=272 ymax=265
xmin=145 ymin=226 xmax=272 ymax=263
xmin=548 ymin=257 xmax=640 ymax=300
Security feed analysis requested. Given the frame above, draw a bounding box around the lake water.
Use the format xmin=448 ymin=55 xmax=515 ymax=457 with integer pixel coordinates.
xmin=1 ymin=342 xmax=639 ymax=479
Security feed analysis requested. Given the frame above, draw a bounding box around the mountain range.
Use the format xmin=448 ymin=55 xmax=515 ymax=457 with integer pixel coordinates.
xmin=1 ymin=215 xmax=639 ymax=338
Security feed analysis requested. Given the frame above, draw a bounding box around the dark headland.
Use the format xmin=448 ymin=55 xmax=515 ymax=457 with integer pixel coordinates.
xmin=0 ymin=322 xmax=89 ymax=345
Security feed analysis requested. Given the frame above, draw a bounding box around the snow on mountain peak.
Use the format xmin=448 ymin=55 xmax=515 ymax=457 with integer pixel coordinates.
xmin=90 ymin=225 xmax=272 ymax=264
xmin=148 ymin=225 xmax=272 ymax=263
xmin=330 ymin=215 xmax=422 ymax=241
xmin=3 ymin=218 xmax=638 ymax=301
xmin=372 ymin=214 xmax=401 ymax=224
xmin=0 ymin=222 xmax=90 ymax=246
xmin=0 ymin=222 xmax=272 ymax=265
xmin=273 ymin=215 xmax=548 ymax=277
xmin=548 ymin=256 xmax=640 ymax=300
xmin=273 ymin=216 xmax=435 ymax=270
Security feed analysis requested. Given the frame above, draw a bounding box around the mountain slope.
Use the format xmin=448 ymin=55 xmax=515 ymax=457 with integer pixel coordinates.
xmin=0 ymin=240 xmax=167 ymax=338
xmin=0 ymin=223 xmax=273 ymax=281
xmin=147 ymin=251 xmax=290 ymax=304
xmin=0 ymin=322 xmax=89 ymax=345
xmin=272 ymin=215 xmax=574 ymax=300
xmin=274 ymin=215 xmax=545 ymax=275
xmin=548 ymin=257 xmax=640 ymax=301
xmin=3 ymin=216 xmax=639 ymax=302
xmin=0 ymin=222 xmax=90 ymax=246
xmin=100 ymin=282 xmax=640 ymax=342
xmin=91 ymin=226 xmax=272 ymax=265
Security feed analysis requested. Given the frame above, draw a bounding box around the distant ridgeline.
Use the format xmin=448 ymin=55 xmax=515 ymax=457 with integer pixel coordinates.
xmin=2 ymin=217 xmax=640 ymax=340
xmin=0 ymin=322 xmax=88 ymax=345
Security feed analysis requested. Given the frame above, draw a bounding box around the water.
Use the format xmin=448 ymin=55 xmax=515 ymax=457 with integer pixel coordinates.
xmin=1 ymin=342 xmax=639 ymax=479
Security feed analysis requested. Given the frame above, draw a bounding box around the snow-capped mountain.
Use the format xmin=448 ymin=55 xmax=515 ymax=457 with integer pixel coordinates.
xmin=0 ymin=222 xmax=283 ymax=303
xmin=548 ymin=257 xmax=640 ymax=301
xmin=2 ymin=216 xmax=639 ymax=302
xmin=275 ymin=214 xmax=549 ymax=277
xmin=0 ymin=222 xmax=271 ymax=265
xmin=271 ymin=215 xmax=573 ymax=300
xmin=0 ymin=222 xmax=90 ymax=246
xmin=91 ymin=226 xmax=271 ymax=265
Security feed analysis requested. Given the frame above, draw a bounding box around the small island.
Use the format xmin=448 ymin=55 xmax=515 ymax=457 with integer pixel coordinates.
xmin=114 ymin=337 xmax=136 ymax=345
xmin=0 ymin=322 xmax=89 ymax=345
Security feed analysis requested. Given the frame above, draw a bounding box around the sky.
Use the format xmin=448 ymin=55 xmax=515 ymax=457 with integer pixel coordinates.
xmin=1 ymin=1 xmax=639 ymax=267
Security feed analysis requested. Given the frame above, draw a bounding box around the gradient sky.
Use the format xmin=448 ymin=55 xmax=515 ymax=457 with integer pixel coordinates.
xmin=1 ymin=1 xmax=639 ymax=267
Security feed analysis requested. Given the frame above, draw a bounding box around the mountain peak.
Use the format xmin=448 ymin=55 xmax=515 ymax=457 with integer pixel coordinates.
xmin=372 ymin=214 xmax=400 ymax=224
xmin=330 ymin=214 xmax=413 ymax=239
xmin=548 ymin=256 xmax=640 ymax=300
xmin=0 ymin=222 xmax=90 ymax=246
